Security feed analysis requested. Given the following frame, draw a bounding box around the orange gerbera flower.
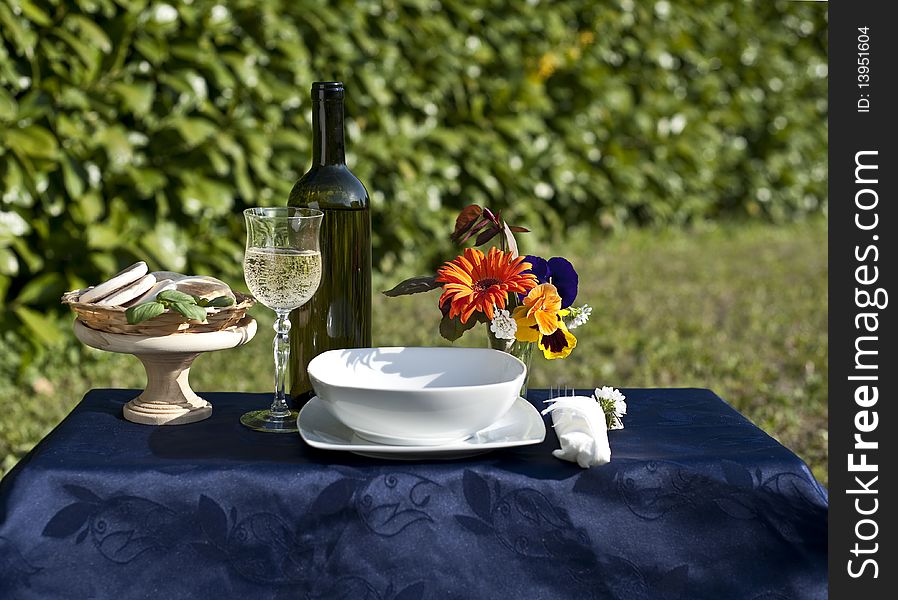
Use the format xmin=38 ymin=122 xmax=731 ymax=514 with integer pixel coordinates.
xmin=436 ymin=247 xmax=537 ymax=324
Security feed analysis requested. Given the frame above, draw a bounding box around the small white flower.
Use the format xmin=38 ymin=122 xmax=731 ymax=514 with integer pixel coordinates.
xmin=615 ymin=397 xmax=627 ymax=416
xmin=567 ymin=304 xmax=592 ymax=330
xmin=595 ymin=385 xmax=620 ymax=402
xmin=490 ymin=308 xmax=517 ymax=340
xmin=594 ymin=386 xmax=627 ymax=430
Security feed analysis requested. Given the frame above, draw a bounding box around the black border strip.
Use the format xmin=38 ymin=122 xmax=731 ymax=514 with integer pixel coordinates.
xmin=829 ymin=1 xmax=896 ymax=596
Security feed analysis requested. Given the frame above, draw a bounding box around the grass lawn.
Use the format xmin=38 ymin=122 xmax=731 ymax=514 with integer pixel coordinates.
xmin=0 ymin=219 xmax=828 ymax=484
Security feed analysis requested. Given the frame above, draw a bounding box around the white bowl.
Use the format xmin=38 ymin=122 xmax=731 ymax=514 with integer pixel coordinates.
xmin=306 ymin=347 xmax=527 ymax=445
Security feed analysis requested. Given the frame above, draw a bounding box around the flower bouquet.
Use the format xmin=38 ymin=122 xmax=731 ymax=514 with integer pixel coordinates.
xmin=384 ymin=205 xmax=591 ymax=390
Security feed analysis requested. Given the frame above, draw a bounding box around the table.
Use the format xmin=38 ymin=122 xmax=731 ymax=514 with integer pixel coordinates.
xmin=0 ymin=388 xmax=827 ymax=599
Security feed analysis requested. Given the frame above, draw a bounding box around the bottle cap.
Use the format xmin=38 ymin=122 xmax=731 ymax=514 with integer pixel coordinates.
xmin=312 ymin=81 xmax=344 ymax=100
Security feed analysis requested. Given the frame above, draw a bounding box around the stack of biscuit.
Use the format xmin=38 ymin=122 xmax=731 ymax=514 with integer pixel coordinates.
xmin=78 ymin=261 xmax=236 ymax=308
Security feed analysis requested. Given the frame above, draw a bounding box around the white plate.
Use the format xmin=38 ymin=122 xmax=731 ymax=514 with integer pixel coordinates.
xmin=298 ymin=395 xmax=546 ymax=460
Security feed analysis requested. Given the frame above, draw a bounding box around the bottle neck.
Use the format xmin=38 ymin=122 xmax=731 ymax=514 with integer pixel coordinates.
xmin=312 ymin=98 xmax=346 ymax=166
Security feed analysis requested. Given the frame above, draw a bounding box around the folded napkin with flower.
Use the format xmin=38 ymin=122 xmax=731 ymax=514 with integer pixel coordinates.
xmin=542 ymin=387 xmax=627 ymax=468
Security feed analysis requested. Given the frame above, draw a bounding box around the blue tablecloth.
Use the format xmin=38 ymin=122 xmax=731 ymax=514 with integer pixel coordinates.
xmin=0 ymin=388 xmax=826 ymax=599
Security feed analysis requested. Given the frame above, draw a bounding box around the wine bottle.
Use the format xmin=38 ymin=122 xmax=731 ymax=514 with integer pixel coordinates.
xmin=288 ymin=81 xmax=372 ymax=405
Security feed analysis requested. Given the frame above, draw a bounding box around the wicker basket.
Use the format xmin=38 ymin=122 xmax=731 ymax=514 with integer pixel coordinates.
xmin=62 ymin=289 xmax=256 ymax=335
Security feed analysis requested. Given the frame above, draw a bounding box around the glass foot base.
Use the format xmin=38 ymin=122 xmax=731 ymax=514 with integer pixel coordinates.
xmin=240 ymin=409 xmax=300 ymax=433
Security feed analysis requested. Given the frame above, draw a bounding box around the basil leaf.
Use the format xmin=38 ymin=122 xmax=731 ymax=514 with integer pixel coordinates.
xmin=170 ymin=301 xmax=208 ymax=322
xmin=125 ymin=301 xmax=166 ymax=324
xmin=156 ymin=289 xmax=196 ymax=304
xmin=206 ymin=295 xmax=235 ymax=307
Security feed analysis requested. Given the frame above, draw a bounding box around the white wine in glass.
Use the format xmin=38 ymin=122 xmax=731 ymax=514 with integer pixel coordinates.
xmin=243 ymin=248 xmax=322 ymax=311
xmin=242 ymin=207 xmax=323 ymax=433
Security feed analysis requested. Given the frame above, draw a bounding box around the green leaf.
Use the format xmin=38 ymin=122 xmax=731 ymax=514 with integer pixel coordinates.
xmin=86 ymin=225 xmax=123 ymax=250
xmin=14 ymin=306 xmax=64 ymax=347
xmin=13 ymin=90 xmax=51 ymax=122
xmin=139 ymin=221 xmax=186 ymax=272
xmin=0 ymin=209 xmax=30 ymax=242
xmin=206 ymin=148 xmax=229 ymax=176
xmin=0 ymin=88 xmax=17 ymax=122
xmin=0 ymin=273 xmax=9 ymax=303
xmin=206 ymin=296 xmax=235 ymax=307
xmin=125 ymin=301 xmax=166 ymax=324
xmin=133 ymin=34 xmax=167 ymax=64
xmin=94 ymin=125 xmax=132 ymax=169
xmin=0 ymin=247 xmax=18 ymax=276
xmin=89 ymin=252 xmax=116 ymax=274
xmin=170 ymin=301 xmax=207 ymax=322
xmin=67 ymin=15 xmax=113 ymax=53
xmin=75 ymin=192 xmax=103 ymax=224
xmin=130 ymin=168 xmax=168 ymax=197
xmin=178 ymin=173 xmax=234 ymax=216
xmin=12 ymin=272 xmax=65 ymax=306
xmin=0 ymin=3 xmax=37 ymax=57
xmin=53 ymin=29 xmax=101 ymax=73
xmin=110 ymin=81 xmax=155 ymax=114
xmin=439 ymin=313 xmax=479 ymax=342
xmin=4 ymin=126 xmax=58 ymax=159
xmin=61 ymin=155 xmax=85 ymax=198
xmin=173 ymin=118 xmax=217 ymax=147
xmin=382 ymin=275 xmax=440 ymax=297
xmin=20 ymin=1 xmax=54 ymax=27
xmin=156 ymin=289 xmax=195 ymax=304
xmin=11 ymin=238 xmax=42 ymax=272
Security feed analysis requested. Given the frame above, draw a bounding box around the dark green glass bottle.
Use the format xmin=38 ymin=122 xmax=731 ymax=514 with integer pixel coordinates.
xmin=288 ymin=82 xmax=372 ymax=405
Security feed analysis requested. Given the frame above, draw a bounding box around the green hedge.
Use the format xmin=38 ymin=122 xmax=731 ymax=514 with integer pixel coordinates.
xmin=0 ymin=0 xmax=826 ymax=368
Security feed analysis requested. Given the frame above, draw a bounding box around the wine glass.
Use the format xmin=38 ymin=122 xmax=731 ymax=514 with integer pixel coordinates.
xmin=241 ymin=207 xmax=323 ymax=432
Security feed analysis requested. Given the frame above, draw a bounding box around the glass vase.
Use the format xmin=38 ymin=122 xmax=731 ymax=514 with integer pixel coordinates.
xmin=486 ymin=325 xmax=534 ymax=398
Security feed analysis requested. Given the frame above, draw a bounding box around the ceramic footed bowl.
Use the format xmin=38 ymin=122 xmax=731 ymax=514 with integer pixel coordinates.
xmin=306 ymin=347 xmax=527 ymax=446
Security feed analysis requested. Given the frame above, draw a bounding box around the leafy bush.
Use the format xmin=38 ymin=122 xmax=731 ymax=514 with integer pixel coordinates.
xmin=0 ymin=0 xmax=826 ymax=368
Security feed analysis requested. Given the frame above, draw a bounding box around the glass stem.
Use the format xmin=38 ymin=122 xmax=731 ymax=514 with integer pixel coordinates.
xmin=270 ymin=310 xmax=292 ymax=418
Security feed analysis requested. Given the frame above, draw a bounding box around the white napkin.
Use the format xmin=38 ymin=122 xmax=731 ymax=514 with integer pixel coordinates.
xmin=541 ymin=395 xmax=611 ymax=468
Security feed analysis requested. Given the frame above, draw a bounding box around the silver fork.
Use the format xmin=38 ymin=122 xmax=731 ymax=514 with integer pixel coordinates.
xmin=547 ymin=384 xmax=575 ymax=403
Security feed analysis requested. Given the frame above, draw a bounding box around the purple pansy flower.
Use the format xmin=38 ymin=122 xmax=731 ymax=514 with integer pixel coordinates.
xmin=522 ymin=255 xmax=578 ymax=308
